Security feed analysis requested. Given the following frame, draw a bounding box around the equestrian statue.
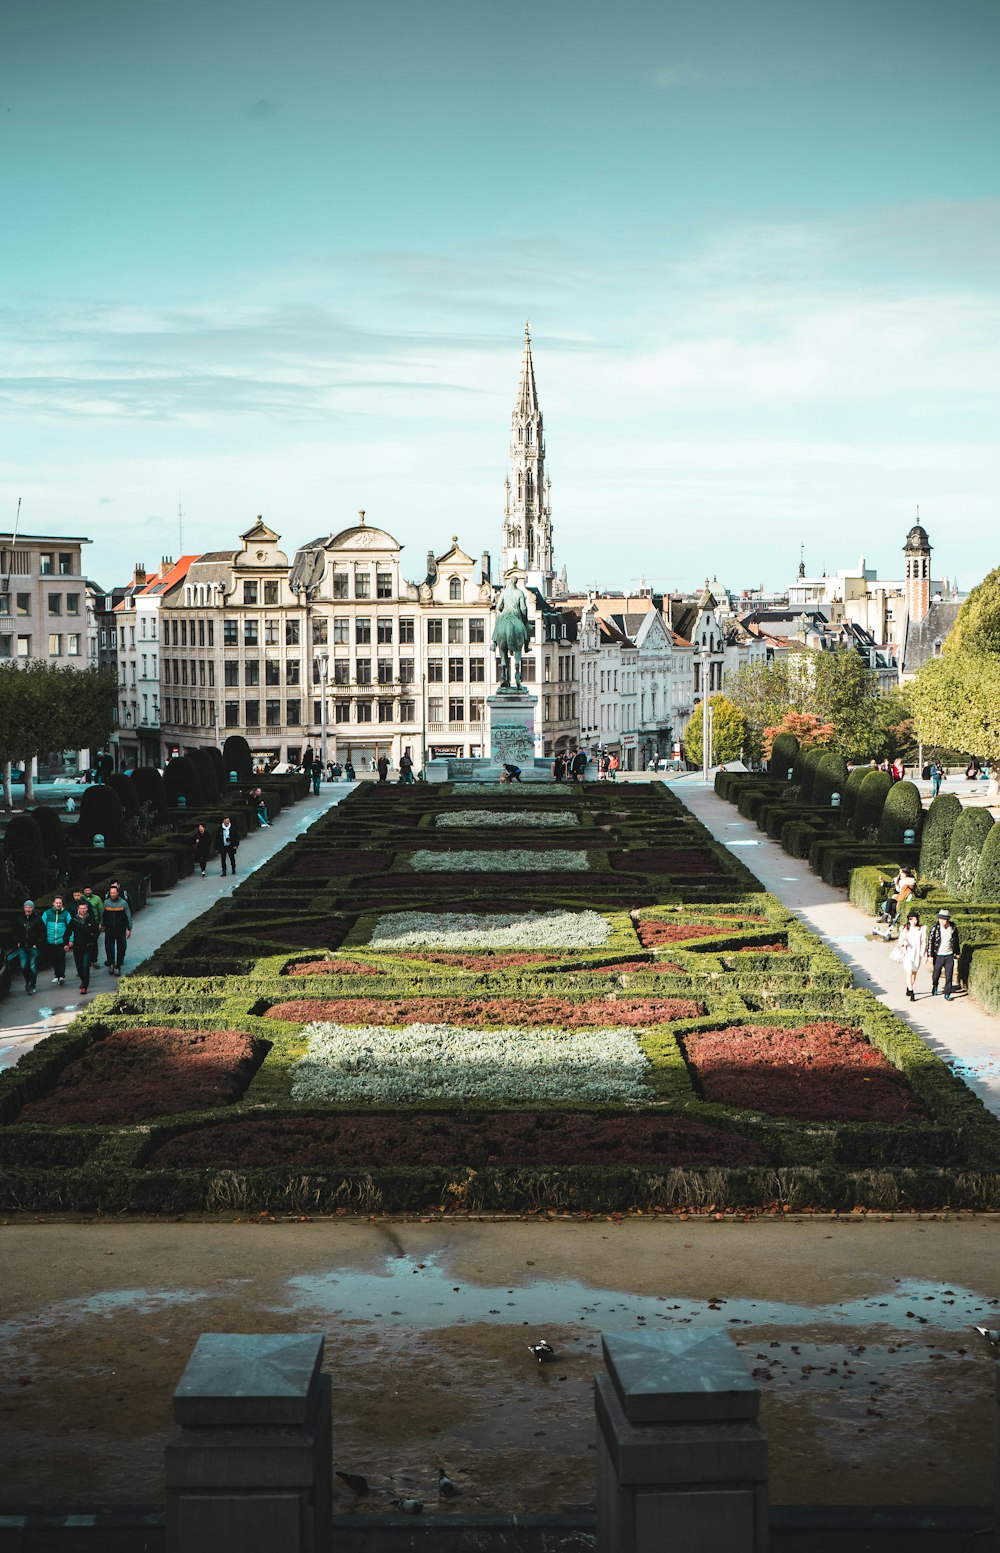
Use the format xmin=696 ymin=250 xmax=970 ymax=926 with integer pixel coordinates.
xmin=491 ymin=576 xmax=533 ymax=692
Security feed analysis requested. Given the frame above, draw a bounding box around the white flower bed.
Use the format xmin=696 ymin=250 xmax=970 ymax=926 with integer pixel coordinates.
xmin=291 ymin=1022 xmax=650 ymax=1106
xmin=368 ymin=909 xmax=611 ymax=950
xmin=435 ymin=809 xmax=579 ymax=829
xmin=408 ymin=848 xmax=589 ymax=873
xmin=450 ymin=783 xmax=575 ymax=796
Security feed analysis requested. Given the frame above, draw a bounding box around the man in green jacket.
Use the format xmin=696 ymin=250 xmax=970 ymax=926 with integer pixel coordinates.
xmin=41 ymin=895 xmax=73 ymax=986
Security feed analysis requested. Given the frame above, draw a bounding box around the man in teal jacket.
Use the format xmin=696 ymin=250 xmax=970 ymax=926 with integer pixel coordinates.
xmin=41 ymin=894 xmax=73 ymax=986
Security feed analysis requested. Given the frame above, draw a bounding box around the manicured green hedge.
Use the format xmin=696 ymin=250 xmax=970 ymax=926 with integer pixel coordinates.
xmin=878 ymin=780 xmax=923 ymax=846
xmin=842 ymin=765 xmax=870 ymax=823
xmin=946 ymin=808 xmax=995 ymax=897
xmin=769 ymin=732 xmax=799 ymax=779
xmin=919 ymin=793 xmax=962 ymax=882
xmin=813 ymin=752 xmax=849 ymax=807
xmin=973 ymin=822 xmax=1000 ymax=903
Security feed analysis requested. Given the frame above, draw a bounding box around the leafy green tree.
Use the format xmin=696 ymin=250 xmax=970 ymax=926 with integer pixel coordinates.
xmin=683 ymin=696 xmax=747 ymax=766
xmin=945 ymin=566 xmax=1000 ymax=656
xmin=730 ymin=651 xmax=898 ymax=763
xmin=910 ymin=654 xmax=1000 ymax=797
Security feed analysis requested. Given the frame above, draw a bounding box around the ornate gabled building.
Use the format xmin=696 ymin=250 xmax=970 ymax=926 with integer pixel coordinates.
xmin=502 ymin=324 xmax=555 ymax=597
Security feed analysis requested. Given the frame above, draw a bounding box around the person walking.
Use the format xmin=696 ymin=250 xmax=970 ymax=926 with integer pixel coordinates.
xmin=928 ymin=909 xmax=961 ymax=1000
xmin=216 ymin=816 xmax=239 ymax=876
xmin=894 ymin=910 xmax=927 ymax=1001
xmin=930 ymin=762 xmax=942 ymax=798
xmin=68 ymin=901 xmax=102 ymax=993
xmin=82 ymin=884 xmax=103 ymax=931
xmin=13 ymin=901 xmax=45 ymax=994
xmin=570 ymin=748 xmax=588 ymax=784
xmin=552 ymin=753 xmax=565 ymax=783
xmin=41 ymin=894 xmax=73 ymax=987
xmin=102 ymin=884 xmax=133 ymax=975
xmin=344 ymin=760 xmax=355 ymax=782
xmin=193 ymin=822 xmax=212 ymax=877
xmin=399 ymin=751 xmax=414 ymax=785
xmin=377 ymin=754 xmax=389 ymax=783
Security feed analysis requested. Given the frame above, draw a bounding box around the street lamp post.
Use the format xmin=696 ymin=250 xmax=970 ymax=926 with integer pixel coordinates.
xmin=318 ymin=653 xmax=329 ymax=772
xmin=700 ymin=645 xmax=711 ymax=784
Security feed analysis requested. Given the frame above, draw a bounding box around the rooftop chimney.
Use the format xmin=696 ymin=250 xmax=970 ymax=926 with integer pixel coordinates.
xmin=133 ymin=563 xmax=146 ymax=587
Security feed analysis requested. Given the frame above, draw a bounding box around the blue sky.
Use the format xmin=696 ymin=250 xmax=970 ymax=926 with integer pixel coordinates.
xmin=2 ymin=0 xmax=998 ymax=593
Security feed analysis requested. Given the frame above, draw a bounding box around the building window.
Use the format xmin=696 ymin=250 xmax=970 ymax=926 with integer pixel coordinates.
xmin=286 ymin=699 xmax=301 ymax=725
xmin=355 ymin=618 xmax=371 ymax=644
xmin=355 ymin=572 xmax=371 ymax=599
xmin=334 ymin=700 xmax=350 ymax=723
xmin=264 ymin=580 xmax=279 ymax=605
xmin=48 ymin=633 xmax=62 ymax=655
xmin=224 ymin=620 xmax=238 ymax=645
xmin=399 ymin=699 xmax=415 ymax=722
xmin=469 ymin=657 xmax=485 ymax=682
xmin=448 ymin=696 xmax=464 ymax=722
xmin=312 ymin=617 xmax=328 ymax=645
xmin=448 ymin=618 xmax=464 ymax=644
xmin=244 ymin=660 xmax=260 ymax=686
xmin=521 ymin=658 xmax=535 ymax=682
xmin=40 ymin=553 xmax=54 ymax=575
xmin=376 ymin=570 xmax=393 ymax=599
xmin=0 ymin=635 xmax=11 ymax=659
xmin=48 ymin=593 xmax=61 ymax=615
xmin=333 ymin=618 xmax=349 ymax=644
xmin=399 ymin=657 xmax=415 ymax=684
xmin=244 ymin=620 xmax=258 ymax=646
xmin=265 ymin=660 xmax=281 ymax=686
xmin=286 ymin=658 xmax=300 ymax=684
xmin=377 ymin=658 xmax=393 ymax=685
xmin=469 ymin=696 xmax=484 ymax=721
xmin=59 ymin=553 xmax=73 ymax=575
xmin=378 ymin=698 xmax=394 ymax=723
xmin=16 ymin=593 xmax=30 ymax=616
xmin=264 ymin=619 xmax=280 ymax=645
xmin=333 ymin=660 xmax=349 ymax=686
xmin=266 ymin=699 xmax=281 ymax=727
xmin=245 ymin=699 xmax=260 ymax=726
xmin=332 ymin=572 xmax=349 ymax=599
xmin=448 ymin=657 xmax=464 ymax=682
xmin=469 ymin=618 xmax=485 ymax=643
xmin=399 ymin=618 xmax=415 ymax=644
xmin=243 ymin=581 xmax=258 ymax=604
xmin=356 ymin=658 xmax=371 ymax=685
xmin=225 ymin=701 xmax=239 ymax=727
xmin=224 ymin=662 xmax=239 ymax=687
xmin=427 ymin=619 xmax=443 ymax=643
xmin=66 ymin=593 xmax=80 ymax=616
xmin=285 ymin=619 xmax=300 ymax=646
xmin=377 ymin=617 xmax=393 ymax=644
xmin=356 ymin=699 xmax=373 ymax=722
xmin=181 ymin=620 xmax=188 ymax=647
xmin=427 ymin=658 xmax=443 ymax=682
xmin=428 ymin=696 xmax=443 ymax=722
xmin=449 ymin=577 xmax=462 ymax=600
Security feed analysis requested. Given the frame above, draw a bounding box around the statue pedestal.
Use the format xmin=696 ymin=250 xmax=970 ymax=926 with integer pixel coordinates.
xmin=487 ymin=691 xmax=537 ymax=768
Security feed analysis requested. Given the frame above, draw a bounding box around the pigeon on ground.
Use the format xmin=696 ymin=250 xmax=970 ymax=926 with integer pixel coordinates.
xmin=335 ymin=1471 xmax=369 ymax=1496
xmin=391 ymin=1498 xmax=424 ymax=1515
xmin=528 ymin=1339 xmax=555 ymax=1363
xmin=975 ymin=1326 xmax=1000 ymax=1347
xmin=438 ymin=1468 xmax=459 ymax=1498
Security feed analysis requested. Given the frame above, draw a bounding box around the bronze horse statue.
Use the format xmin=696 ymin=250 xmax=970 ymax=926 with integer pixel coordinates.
xmin=491 ymin=578 xmax=532 ymax=691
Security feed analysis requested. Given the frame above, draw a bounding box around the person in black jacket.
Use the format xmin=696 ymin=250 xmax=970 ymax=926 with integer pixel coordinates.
xmin=193 ymin=822 xmax=212 ymax=877
xmin=13 ymin=901 xmax=45 ymax=994
xmin=216 ymin=816 xmax=239 ymax=876
xmin=928 ymin=909 xmax=962 ymax=1000
xmin=68 ymin=902 xmax=101 ymax=993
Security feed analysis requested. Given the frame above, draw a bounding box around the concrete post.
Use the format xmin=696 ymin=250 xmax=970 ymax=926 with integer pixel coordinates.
xmin=165 ymin=1333 xmax=332 ymax=1553
xmin=596 ymin=1328 xmax=768 ymax=1553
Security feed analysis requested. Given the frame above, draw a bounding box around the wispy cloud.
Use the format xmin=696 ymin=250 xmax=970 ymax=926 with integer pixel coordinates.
xmin=651 ymin=62 xmax=713 ymax=89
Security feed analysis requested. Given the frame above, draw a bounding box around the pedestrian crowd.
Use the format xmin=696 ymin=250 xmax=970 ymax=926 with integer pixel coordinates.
xmin=10 ymin=880 xmax=133 ymax=996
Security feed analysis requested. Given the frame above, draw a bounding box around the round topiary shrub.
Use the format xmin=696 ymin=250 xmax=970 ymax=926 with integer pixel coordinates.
xmin=852 ymin=769 xmax=893 ymax=839
xmin=207 ymin=747 xmax=226 ymax=794
xmin=106 ymin=771 xmax=139 ymax=816
xmin=768 ymin=732 xmax=799 ymax=779
xmin=76 ymin=784 xmax=128 ymax=848
xmin=191 ymin=748 xmax=220 ymax=801
xmin=973 ymin=822 xmax=1000 ymax=903
xmin=919 ymin=793 xmax=962 ymax=882
xmin=29 ymin=805 xmax=69 ymax=877
xmin=946 ymin=808 xmax=996 ymax=897
xmin=131 ymin=766 xmax=169 ymax=822
xmin=222 ymin=735 xmax=253 ymax=784
xmin=842 ymin=765 xmax=870 ymax=823
xmin=163 ymin=755 xmax=206 ymax=809
xmin=797 ymin=746 xmax=827 ymax=803
xmin=812 ymin=752 xmax=849 ymax=808
xmin=2 ymin=813 xmax=46 ymax=897
xmin=878 ymin=780 xmax=923 ymax=846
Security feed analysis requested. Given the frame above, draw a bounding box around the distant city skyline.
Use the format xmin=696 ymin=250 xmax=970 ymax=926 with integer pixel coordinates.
xmin=2 ymin=0 xmax=997 ymax=592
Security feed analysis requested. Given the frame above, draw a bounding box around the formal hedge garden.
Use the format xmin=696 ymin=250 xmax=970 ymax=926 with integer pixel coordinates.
xmin=2 ymin=780 xmax=999 ymax=1214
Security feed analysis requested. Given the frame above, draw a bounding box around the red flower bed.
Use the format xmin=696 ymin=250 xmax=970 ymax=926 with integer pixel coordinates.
xmin=729 ymin=944 xmax=790 ymax=954
xmin=286 ymin=959 xmax=384 ymax=977
xmin=263 ymin=995 xmax=703 ymax=1026
xmin=637 ymin=921 xmax=727 ymax=947
xmin=589 ymin=960 xmax=685 ymax=975
xmin=405 ymin=951 xmax=555 ymax=970
xmin=681 ymin=1023 xmax=927 ymax=1122
xmin=148 ymin=1111 xmax=767 ymax=1169
xmin=613 ymin=848 xmax=721 ymax=875
xmin=17 ymin=1029 xmax=260 ymax=1126
xmin=288 ymin=851 xmax=391 ymax=877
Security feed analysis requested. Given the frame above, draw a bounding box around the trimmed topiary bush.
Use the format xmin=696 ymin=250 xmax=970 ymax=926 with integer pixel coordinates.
xmin=946 ymin=808 xmax=995 ymax=898
xmin=973 ymin=822 xmax=1000 ymax=903
xmin=106 ymin=772 xmax=139 ymax=816
xmin=769 ymin=732 xmax=799 ymax=779
xmin=223 ymin=735 xmax=253 ymax=784
xmin=878 ymin=780 xmax=923 ymax=847
xmin=163 ymin=755 xmax=206 ymax=809
xmin=919 ymin=793 xmax=962 ymax=882
xmin=191 ymin=748 xmax=220 ymax=801
xmin=852 ymin=770 xmax=892 ymax=839
xmin=813 ymin=752 xmax=849 ymax=808
xmin=797 ymin=747 xmax=826 ymax=804
xmin=76 ymin=784 xmax=128 ymax=848
xmin=2 ymin=813 xmax=46 ymax=897
xmin=29 ymin=805 xmax=69 ymax=875
xmin=207 ymin=747 xmax=226 ymax=794
xmin=842 ymin=766 xmax=870 ymax=823
xmin=131 ymin=766 xmax=169 ymax=823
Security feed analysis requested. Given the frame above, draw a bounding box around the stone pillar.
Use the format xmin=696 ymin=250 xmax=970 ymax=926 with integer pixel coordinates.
xmin=165 ymin=1333 xmax=332 ymax=1553
xmin=596 ymin=1328 xmax=768 ymax=1553
xmin=487 ymin=690 xmax=537 ymax=767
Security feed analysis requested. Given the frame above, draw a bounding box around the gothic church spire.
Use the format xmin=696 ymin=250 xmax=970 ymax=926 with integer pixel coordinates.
xmin=502 ymin=323 xmax=555 ymax=595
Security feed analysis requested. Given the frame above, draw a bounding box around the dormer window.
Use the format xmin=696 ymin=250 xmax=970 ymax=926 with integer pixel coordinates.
xmin=933 ymin=638 xmax=943 ymax=658
xmin=448 ymin=577 xmax=462 ymax=601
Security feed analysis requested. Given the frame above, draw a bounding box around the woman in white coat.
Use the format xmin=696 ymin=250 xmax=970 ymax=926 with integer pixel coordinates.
xmin=896 ymin=909 xmax=927 ymax=1002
